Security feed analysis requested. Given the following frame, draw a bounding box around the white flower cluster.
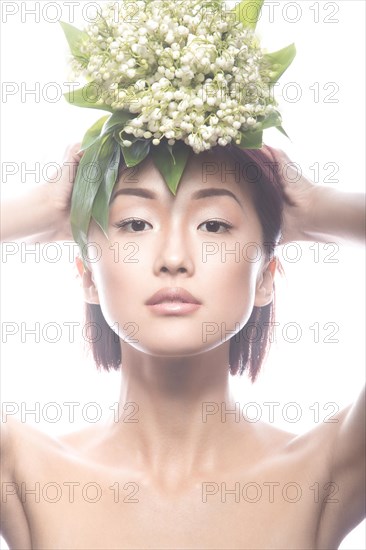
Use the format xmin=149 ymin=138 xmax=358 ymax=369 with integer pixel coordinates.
xmin=71 ymin=0 xmax=277 ymax=153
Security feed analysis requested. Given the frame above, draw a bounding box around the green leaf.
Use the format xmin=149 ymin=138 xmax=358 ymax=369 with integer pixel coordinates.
xmin=263 ymin=43 xmax=297 ymax=84
xmin=256 ymin=110 xmax=282 ymax=131
xmin=166 ymin=144 xmax=176 ymax=163
xmin=70 ymin=133 xmax=113 ymax=253
xmin=237 ymin=130 xmax=263 ymax=149
xmin=276 ymin=125 xmax=291 ymax=140
xmin=59 ymin=21 xmax=88 ymax=60
xmin=80 ymin=115 xmax=110 ymax=151
xmin=101 ymin=110 xmax=135 ymax=136
xmin=150 ymin=140 xmax=191 ymax=195
xmin=91 ymin=142 xmax=121 ymax=238
xmin=234 ymin=0 xmax=264 ymax=29
xmin=63 ymin=84 xmax=114 ymax=112
xmin=121 ymin=139 xmax=151 ymax=167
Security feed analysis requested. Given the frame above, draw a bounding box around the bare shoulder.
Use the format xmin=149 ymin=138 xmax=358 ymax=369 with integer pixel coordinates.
xmin=1 ymin=416 xmax=74 ymax=457
xmin=252 ymin=408 xmax=349 ymax=473
xmin=306 ymin=392 xmax=365 ymax=546
xmin=0 ymin=417 xmax=37 ymax=549
xmin=0 ymin=417 xmax=104 ymax=550
xmin=246 ymin=415 xmax=333 ymax=457
xmin=255 ymin=399 xmax=365 ymax=547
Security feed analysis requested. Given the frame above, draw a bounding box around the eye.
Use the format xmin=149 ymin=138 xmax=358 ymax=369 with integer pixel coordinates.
xmin=199 ymin=219 xmax=233 ymax=233
xmin=113 ymin=218 xmax=151 ymax=232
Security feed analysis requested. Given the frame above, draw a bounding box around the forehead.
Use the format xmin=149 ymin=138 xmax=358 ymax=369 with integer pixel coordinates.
xmin=112 ymin=148 xmax=255 ymax=208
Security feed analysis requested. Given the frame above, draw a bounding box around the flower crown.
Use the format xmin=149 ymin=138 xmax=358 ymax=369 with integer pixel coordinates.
xmin=60 ymin=0 xmax=296 ymax=255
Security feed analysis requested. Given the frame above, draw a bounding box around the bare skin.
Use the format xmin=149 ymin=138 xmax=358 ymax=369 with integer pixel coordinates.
xmin=1 ymin=144 xmax=365 ymax=550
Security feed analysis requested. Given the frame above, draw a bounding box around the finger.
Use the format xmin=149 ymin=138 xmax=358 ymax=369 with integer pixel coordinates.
xmin=65 ymin=146 xmax=84 ymax=172
xmin=70 ymin=148 xmax=84 ymax=163
xmin=63 ymin=143 xmax=83 ymax=162
xmin=58 ymin=144 xmax=83 ymax=185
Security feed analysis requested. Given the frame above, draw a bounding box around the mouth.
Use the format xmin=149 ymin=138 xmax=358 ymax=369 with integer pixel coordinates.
xmin=145 ymin=287 xmax=202 ymax=306
xmin=145 ymin=287 xmax=202 ymax=315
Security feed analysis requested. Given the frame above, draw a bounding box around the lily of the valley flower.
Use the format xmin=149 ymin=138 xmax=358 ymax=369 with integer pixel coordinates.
xmin=69 ymin=0 xmax=278 ymax=153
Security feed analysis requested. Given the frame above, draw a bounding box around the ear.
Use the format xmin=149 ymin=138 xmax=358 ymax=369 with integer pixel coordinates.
xmin=75 ymin=255 xmax=100 ymax=305
xmin=254 ymin=257 xmax=277 ymax=307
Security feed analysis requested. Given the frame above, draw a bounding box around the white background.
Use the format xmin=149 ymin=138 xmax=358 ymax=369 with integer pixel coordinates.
xmin=1 ymin=1 xmax=365 ymax=548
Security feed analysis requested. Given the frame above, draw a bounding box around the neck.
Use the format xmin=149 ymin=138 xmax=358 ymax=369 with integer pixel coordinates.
xmin=108 ymin=342 xmax=246 ymax=488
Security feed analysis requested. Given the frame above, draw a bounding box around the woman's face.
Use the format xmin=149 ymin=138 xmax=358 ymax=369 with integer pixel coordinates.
xmin=81 ymin=150 xmax=274 ymax=357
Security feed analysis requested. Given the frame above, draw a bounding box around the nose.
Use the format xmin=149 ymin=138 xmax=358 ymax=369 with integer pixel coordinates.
xmin=153 ymin=220 xmax=194 ymax=277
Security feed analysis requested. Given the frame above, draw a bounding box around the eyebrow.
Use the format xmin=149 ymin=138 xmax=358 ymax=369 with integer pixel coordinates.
xmin=192 ymin=188 xmax=244 ymax=210
xmin=110 ymin=188 xmax=155 ymax=203
xmin=110 ymin=187 xmax=244 ymax=210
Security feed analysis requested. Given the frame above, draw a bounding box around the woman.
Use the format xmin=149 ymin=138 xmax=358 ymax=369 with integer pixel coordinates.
xmin=1 ymin=140 xmax=364 ymax=549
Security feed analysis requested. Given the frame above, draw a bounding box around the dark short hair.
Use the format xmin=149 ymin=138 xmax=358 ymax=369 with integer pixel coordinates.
xmin=83 ymin=144 xmax=293 ymax=382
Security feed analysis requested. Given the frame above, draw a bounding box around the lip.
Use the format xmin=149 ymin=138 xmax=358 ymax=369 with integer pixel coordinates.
xmin=145 ymin=287 xmax=202 ymax=306
xmin=147 ymin=302 xmax=201 ymax=315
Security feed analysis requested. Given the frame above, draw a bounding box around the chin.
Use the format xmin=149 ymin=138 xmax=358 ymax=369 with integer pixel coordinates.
xmin=125 ymin=337 xmax=222 ymax=358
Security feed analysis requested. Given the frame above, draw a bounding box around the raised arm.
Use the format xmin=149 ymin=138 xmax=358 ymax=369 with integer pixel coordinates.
xmin=264 ymin=146 xmax=365 ymax=245
xmin=0 ymin=144 xmax=83 ymax=244
xmin=267 ymin=144 xmax=365 ymax=543
xmin=0 ymin=143 xmax=84 ymax=546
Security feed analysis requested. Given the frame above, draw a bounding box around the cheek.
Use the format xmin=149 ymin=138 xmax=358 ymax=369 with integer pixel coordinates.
xmin=90 ymin=245 xmax=144 ymax=327
xmin=199 ymin=250 xmax=260 ymax=326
